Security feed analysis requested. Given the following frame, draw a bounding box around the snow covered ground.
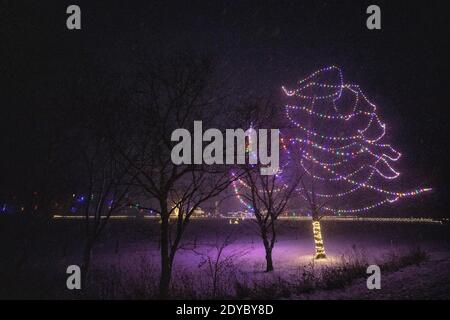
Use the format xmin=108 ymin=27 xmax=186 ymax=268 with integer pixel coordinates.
xmin=301 ymin=251 xmax=450 ymax=299
xmin=1 ymin=218 xmax=449 ymax=299
xmin=81 ymin=219 xmax=450 ymax=299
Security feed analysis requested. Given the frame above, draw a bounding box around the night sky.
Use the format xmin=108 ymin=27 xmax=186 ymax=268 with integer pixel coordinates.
xmin=1 ymin=0 xmax=449 ymax=215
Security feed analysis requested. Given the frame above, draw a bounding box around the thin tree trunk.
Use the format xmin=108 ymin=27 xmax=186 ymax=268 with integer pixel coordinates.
xmin=265 ymin=246 xmax=274 ymax=272
xmin=159 ymin=210 xmax=171 ymax=299
xmin=262 ymin=231 xmax=274 ymax=272
xmin=312 ymin=214 xmax=326 ymax=259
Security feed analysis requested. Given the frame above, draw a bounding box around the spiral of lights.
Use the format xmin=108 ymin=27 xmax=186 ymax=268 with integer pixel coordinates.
xmin=232 ymin=66 xmax=431 ymax=216
xmin=281 ymin=65 xmax=431 ymax=215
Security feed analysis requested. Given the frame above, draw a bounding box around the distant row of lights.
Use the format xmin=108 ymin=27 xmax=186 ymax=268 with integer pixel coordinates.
xmin=51 ymin=215 xmax=445 ymax=224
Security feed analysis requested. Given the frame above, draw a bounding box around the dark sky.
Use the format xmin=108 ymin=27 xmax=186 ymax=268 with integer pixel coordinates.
xmin=1 ymin=0 xmax=449 ymax=215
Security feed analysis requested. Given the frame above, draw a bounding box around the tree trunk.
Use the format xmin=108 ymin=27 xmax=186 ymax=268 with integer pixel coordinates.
xmin=265 ymin=246 xmax=274 ymax=272
xmin=159 ymin=212 xmax=171 ymax=299
xmin=262 ymin=232 xmax=274 ymax=272
xmin=312 ymin=216 xmax=326 ymax=259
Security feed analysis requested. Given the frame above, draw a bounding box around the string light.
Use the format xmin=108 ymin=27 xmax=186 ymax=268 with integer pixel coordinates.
xmin=281 ymin=66 xmax=431 ymax=215
xmin=233 ymin=66 xmax=432 ymax=259
xmin=312 ymin=220 xmax=326 ymax=259
xmin=234 ymin=66 xmax=432 ymax=213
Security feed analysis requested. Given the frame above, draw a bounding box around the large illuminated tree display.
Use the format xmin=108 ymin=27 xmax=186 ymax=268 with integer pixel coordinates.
xmin=281 ymin=66 xmax=431 ymax=259
xmin=234 ymin=66 xmax=432 ymax=260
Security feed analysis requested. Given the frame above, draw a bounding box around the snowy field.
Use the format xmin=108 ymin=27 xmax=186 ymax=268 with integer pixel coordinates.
xmin=1 ymin=218 xmax=449 ymax=299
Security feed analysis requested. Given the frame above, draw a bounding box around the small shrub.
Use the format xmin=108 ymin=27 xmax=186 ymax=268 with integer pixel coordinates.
xmin=234 ymin=279 xmax=252 ymax=299
xmin=293 ymin=263 xmax=317 ymax=294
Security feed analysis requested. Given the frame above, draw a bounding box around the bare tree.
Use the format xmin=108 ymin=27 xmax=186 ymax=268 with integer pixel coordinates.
xmin=228 ymin=94 xmax=303 ymax=272
xmin=233 ymin=158 xmax=302 ymax=271
xmin=62 ymin=67 xmax=137 ymax=281
xmin=117 ymin=54 xmax=239 ymax=298
xmin=77 ymin=130 xmax=135 ymax=281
